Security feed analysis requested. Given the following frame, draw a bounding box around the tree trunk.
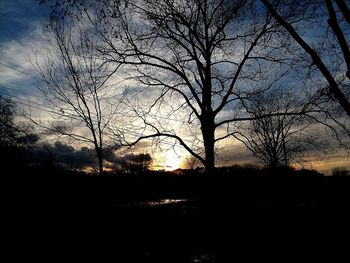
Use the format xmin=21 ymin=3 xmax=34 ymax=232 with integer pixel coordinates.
xmin=201 ymin=112 xmax=216 ymax=174
xmin=281 ymin=122 xmax=288 ymax=167
xmin=98 ymin=156 xmax=103 ymax=176
xmin=96 ymin=148 xmax=103 ymax=176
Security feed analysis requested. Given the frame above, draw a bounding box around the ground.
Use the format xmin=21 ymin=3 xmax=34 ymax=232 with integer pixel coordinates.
xmin=4 ymin=171 xmax=350 ymax=262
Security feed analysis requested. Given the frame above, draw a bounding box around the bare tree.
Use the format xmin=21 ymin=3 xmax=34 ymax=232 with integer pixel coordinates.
xmin=234 ymin=90 xmax=321 ymax=168
xmin=120 ymin=153 xmax=153 ymax=174
xmin=34 ymin=19 xmax=123 ymax=175
xmin=261 ymin=0 xmax=350 ymax=117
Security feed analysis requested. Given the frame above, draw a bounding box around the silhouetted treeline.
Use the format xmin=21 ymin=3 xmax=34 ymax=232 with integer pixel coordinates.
xmin=0 ymin=95 xmax=38 ymax=171
xmin=4 ymin=163 xmax=341 ymax=204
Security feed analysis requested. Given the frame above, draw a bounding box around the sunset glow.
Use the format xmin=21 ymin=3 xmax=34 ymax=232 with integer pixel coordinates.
xmin=164 ymin=150 xmax=182 ymax=171
xmin=0 ymin=0 xmax=349 ymax=175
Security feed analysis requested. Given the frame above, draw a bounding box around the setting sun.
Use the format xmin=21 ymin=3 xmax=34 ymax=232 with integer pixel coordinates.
xmin=164 ymin=150 xmax=182 ymax=171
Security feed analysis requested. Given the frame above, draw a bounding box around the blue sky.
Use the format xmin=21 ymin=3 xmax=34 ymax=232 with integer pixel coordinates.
xmin=0 ymin=0 xmax=49 ymax=41
xmin=0 ymin=0 xmax=49 ymax=103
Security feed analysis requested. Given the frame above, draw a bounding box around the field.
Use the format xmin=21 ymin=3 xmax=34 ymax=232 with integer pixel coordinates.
xmin=5 ymin=170 xmax=350 ymax=262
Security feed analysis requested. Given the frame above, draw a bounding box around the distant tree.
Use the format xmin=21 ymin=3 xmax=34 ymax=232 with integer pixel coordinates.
xmin=234 ymin=90 xmax=320 ymax=168
xmin=331 ymin=167 xmax=350 ymax=176
xmin=184 ymin=155 xmax=202 ymax=170
xmin=0 ymin=95 xmax=16 ymax=149
xmin=261 ymin=0 xmax=350 ymax=117
xmin=34 ymin=19 xmax=124 ymax=175
xmin=0 ymin=94 xmax=38 ymax=169
xmin=134 ymin=153 xmax=153 ymax=172
xmin=120 ymin=153 xmax=153 ymax=174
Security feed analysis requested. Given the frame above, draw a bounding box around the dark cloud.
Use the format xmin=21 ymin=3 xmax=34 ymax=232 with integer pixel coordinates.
xmin=216 ymin=144 xmax=258 ymax=166
xmin=27 ymin=141 xmax=153 ymax=171
xmin=28 ymin=141 xmax=97 ymax=169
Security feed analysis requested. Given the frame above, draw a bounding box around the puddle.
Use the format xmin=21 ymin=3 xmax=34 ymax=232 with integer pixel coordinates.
xmin=114 ymin=198 xmax=192 ymax=208
xmin=192 ymin=253 xmax=216 ymax=263
xmin=145 ymin=199 xmax=190 ymax=207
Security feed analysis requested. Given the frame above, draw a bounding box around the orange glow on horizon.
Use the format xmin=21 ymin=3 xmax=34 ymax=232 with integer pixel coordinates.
xmin=309 ymin=158 xmax=350 ymax=174
xmin=164 ymin=150 xmax=182 ymax=171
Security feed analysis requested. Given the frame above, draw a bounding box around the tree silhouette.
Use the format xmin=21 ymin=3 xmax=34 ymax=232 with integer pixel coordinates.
xmin=0 ymin=94 xmax=38 ymax=169
xmin=0 ymin=95 xmax=16 ymax=149
xmin=120 ymin=153 xmax=153 ymax=174
xmin=234 ymin=90 xmax=320 ymax=168
xmin=34 ymin=19 xmax=124 ymax=175
xmin=261 ymin=0 xmax=350 ymax=117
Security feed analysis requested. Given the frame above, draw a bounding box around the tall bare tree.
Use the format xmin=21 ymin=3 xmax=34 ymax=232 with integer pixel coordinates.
xmin=43 ymin=0 xmax=305 ymax=173
xmin=35 ymin=19 xmax=123 ymax=175
xmin=261 ymin=0 xmax=350 ymax=117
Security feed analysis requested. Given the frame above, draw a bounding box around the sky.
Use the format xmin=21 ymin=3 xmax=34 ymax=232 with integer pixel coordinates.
xmin=0 ymin=0 xmax=349 ymax=173
xmin=0 ymin=0 xmax=191 ymax=170
xmin=0 ymin=0 xmax=49 ymax=100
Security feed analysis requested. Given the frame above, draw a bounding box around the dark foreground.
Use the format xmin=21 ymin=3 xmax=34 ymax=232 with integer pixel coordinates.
xmin=4 ymin=170 xmax=350 ymax=261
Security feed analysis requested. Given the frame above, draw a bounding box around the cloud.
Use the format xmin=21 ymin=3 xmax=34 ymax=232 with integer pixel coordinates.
xmin=105 ymin=152 xmax=151 ymax=165
xmin=0 ymin=0 xmax=46 ymax=14
xmin=0 ymin=18 xmax=58 ymax=120
xmin=216 ymin=143 xmax=258 ymax=166
xmin=0 ymin=2 xmax=50 ymax=102
xmin=27 ymin=140 xmax=155 ymax=171
xmin=29 ymin=141 xmax=97 ymax=169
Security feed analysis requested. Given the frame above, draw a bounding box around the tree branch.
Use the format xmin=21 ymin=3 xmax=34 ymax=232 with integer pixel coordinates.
xmin=127 ymin=132 xmax=205 ymax=165
xmin=261 ymin=0 xmax=350 ymax=116
xmin=325 ymin=0 xmax=350 ymax=80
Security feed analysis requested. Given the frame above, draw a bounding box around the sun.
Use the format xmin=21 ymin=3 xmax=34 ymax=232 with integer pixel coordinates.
xmin=164 ymin=150 xmax=181 ymax=171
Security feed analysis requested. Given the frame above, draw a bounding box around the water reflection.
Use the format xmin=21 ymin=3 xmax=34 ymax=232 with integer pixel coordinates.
xmin=145 ymin=199 xmax=189 ymax=207
xmin=192 ymin=253 xmax=216 ymax=263
xmin=114 ymin=198 xmax=192 ymax=208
